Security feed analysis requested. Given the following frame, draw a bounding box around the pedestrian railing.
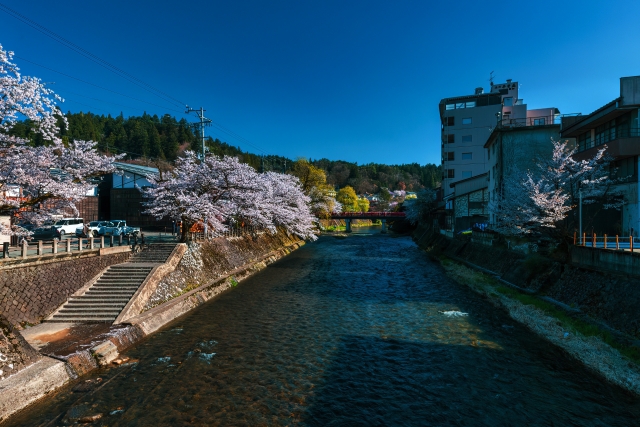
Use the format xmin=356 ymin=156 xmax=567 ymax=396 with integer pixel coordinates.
xmin=573 ymin=232 xmax=640 ymax=251
xmin=0 ymin=234 xmax=143 ymax=261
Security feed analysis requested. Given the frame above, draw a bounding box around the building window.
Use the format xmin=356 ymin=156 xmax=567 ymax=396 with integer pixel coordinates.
xmin=445 ymin=169 xmax=455 ymax=179
xmin=446 ymin=134 xmax=455 ymax=143
xmin=461 ymin=135 xmax=472 ymax=143
xmin=462 ymin=117 xmax=472 ymax=125
xmin=444 ymin=116 xmax=454 ymax=126
xmin=445 ymin=101 xmax=476 ymax=110
xmin=578 ymin=131 xmax=592 ymax=151
xmin=461 ymin=171 xmax=472 ymax=178
xmin=444 ymin=152 xmax=454 ymax=161
xmin=503 ymin=97 xmax=513 ymax=106
xmin=462 ymin=152 xmax=472 ymax=160
xmin=533 ymin=118 xmax=546 ymax=126
xmin=610 ymin=157 xmax=638 ymax=181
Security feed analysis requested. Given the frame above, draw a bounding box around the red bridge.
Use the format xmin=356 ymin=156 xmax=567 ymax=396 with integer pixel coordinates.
xmin=329 ymin=211 xmax=405 ymax=232
xmin=330 ymin=211 xmax=405 ymax=220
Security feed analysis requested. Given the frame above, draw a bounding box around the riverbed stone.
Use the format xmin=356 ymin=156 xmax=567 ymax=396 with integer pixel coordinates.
xmin=91 ymin=341 xmax=119 ymax=366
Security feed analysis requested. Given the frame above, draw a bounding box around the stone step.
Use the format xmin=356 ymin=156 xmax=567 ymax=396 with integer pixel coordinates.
xmin=90 ymin=287 xmax=140 ymax=292
xmin=54 ymin=308 xmax=122 ymax=317
xmin=49 ymin=316 xmax=115 ymax=323
xmin=106 ymin=270 xmax=153 ymax=273
xmin=64 ymin=303 xmax=126 ymax=308
xmin=100 ymin=276 xmax=148 ymax=279
xmin=70 ymin=296 xmax=131 ymax=302
xmin=83 ymin=291 xmax=136 ymax=296
xmin=92 ymin=282 xmax=141 ymax=287
xmin=100 ymin=274 xmax=150 ymax=277
xmin=96 ymin=280 xmax=146 ymax=284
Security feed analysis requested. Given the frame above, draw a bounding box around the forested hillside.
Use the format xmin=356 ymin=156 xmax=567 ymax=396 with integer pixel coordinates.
xmin=8 ymin=111 xmax=441 ymax=192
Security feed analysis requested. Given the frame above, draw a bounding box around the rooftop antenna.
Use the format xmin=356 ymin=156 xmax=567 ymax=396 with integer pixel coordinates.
xmin=489 ymin=71 xmax=495 ymax=86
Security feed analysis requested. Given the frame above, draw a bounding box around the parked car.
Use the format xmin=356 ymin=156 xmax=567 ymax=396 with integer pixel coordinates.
xmin=53 ymin=218 xmax=84 ymax=237
xmin=97 ymin=220 xmax=140 ymax=237
xmin=13 ymin=226 xmax=33 ymax=243
xmin=31 ymin=226 xmax=60 ymax=240
xmin=75 ymin=221 xmax=110 ymax=238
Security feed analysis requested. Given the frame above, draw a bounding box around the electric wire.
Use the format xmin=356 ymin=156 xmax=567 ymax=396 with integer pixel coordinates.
xmin=0 ymin=3 xmax=185 ymax=108
xmin=2 ymin=3 xmax=272 ymax=158
xmin=58 ymin=89 xmax=170 ymax=115
xmin=15 ymin=55 xmax=184 ymax=114
xmin=16 ymin=55 xmax=267 ymax=153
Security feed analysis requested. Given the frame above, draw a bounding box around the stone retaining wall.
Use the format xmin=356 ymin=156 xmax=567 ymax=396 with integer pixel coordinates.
xmin=414 ymin=225 xmax=640 ymax=340
xmin=0 ymin=251 xmax=131 ymax=327
xmin=571 ymin=245 xmax=640 ymax=277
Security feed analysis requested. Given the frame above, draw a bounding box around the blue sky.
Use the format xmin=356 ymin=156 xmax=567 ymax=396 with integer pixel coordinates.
xmin=2 ymin=0 xmax=640 ymax=165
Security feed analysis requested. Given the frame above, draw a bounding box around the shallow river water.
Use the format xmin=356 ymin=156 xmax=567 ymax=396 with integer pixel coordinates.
xmin=8 ymin=231 xmax=640 ymax=426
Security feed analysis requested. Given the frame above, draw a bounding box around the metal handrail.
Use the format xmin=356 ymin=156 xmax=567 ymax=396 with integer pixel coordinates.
xmin=497 ymin=115 xmax=558 ymax=128
xmin=573 ymin=233 xmax=639 ymax=251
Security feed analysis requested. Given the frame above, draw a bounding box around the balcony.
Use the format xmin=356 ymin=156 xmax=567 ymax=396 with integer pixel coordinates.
xmin=574 ymin=128 xmax=640 ymax=161
xmin=496 ymin=115 xmax=559 ymax=129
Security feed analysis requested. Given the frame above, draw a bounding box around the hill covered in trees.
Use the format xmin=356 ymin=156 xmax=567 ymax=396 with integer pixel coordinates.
xmin=8 ymin=111 xmax=441 ymax=192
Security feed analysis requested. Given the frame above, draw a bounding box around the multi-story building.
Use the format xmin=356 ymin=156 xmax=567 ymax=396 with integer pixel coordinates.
xmin=560 ymin=76 xmax=640 ymax=236
xmin=485 ymin=122 xmax=563 ymax=228
xmin=438 ymin=79 xmax=559 ymax=230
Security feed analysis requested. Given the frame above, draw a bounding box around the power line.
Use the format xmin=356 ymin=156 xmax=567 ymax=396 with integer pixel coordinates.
xmin=15 ymin=55 xmax=184 ymax=114
xmin=0 ymin=3 xmax=186 ymax=108
xmin=208 ymin=120 xmax=269 ymax=155
xmin=1 ymin=4 xmax=274 ymax=158
xmin=60 ymin=89 xmax=173 ymax=115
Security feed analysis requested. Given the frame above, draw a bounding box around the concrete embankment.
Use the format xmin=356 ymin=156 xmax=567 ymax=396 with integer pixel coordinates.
xmin=0 ymin=232 xmax=304 ymax=422
xmin=413 ymin=225 xmax=640 ymax=395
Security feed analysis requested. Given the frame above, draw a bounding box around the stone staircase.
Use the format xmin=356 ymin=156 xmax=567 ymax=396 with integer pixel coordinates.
xmin=47 ymin=244 xmax=177 ymax=323
xmin=130 ymin=244 xmax=177 ymax=263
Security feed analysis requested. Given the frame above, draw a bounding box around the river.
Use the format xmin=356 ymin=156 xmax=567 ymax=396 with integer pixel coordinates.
xmin=7 ymin=231 xmax=640 ymax=426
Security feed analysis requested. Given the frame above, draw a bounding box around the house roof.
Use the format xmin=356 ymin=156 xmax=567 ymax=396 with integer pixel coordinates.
xmin=449 ymin=172 xmax=488 ymax=189
xmin=113 ymin=162 xmax=159 ymax=177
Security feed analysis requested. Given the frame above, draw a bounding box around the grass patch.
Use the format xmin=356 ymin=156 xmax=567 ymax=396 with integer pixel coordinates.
xmin=495 ymin=286 xmax=640 ymax=363
xmin=171 ymin=281 xmax=202 ymax=298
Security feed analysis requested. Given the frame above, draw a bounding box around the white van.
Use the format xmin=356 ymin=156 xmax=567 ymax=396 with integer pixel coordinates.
xmin=53 ymin=218 xmax=84 ymax=236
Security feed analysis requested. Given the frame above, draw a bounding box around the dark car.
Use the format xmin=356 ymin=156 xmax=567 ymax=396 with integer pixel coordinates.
xmin=30 ymin=226 xmax=60 ymax=240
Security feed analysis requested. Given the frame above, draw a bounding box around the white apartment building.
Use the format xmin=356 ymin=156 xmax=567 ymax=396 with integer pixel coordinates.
xmin=439 ymin=80 xmax=519 ymax=201
xmin=438 ymin=80 xmax=559 ymax=230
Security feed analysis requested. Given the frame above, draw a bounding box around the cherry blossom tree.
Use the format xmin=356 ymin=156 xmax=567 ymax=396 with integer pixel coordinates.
xmin=0 ymin=44 xmax=117 ymax=236
xmin=258 ymin=172 xmax=317 ymax=240
xmin=491 ymin=139 xmax=615 ymax=236
xmin=142 ymin=152 xmax=317 ymax=241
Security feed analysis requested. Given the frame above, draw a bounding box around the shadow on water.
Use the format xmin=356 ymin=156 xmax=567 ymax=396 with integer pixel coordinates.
xmin=303 ymin=335 xmax=639 ymax=427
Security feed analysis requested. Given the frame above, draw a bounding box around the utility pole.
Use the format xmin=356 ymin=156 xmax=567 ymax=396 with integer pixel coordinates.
xmin=579 ymin=188 xmax=583 ymax=245
xmin=186 ymin=106 xmax=212 ymax=159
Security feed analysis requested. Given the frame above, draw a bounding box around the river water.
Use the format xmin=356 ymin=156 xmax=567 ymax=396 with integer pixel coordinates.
xmin=8 ymin=231 xmax=640 ymax=426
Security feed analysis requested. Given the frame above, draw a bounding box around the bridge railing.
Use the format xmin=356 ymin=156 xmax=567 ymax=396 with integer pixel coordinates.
xmin=332 ymin=211 xmax=406 ymax=218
